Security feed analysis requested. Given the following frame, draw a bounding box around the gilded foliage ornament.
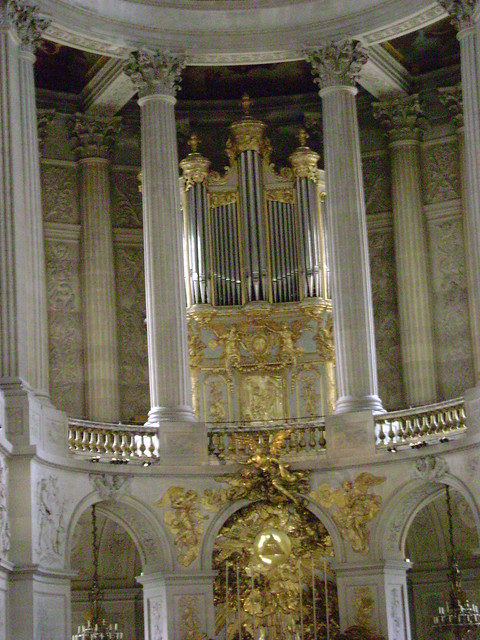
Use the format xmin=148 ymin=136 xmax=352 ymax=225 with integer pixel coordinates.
xmin=310 ymin=473 xmax=385 ymax=555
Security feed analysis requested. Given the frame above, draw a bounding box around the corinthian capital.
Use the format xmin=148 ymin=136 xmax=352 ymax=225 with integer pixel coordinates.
xmin=437 ymin=0 xmax=477 ymax=29
xmin=5 ymin=0 xmax=50 ymax=51
xmin=372 ymin=94 xmax=424 ymax=142
xmin=438 ymin=84 xmax=463 ymax=129
xmin=69 ymin=114 xmax=121 ymax=160
xmin=305 ymin=39 xmax=368 ymax=90
xmin=123 ymin=49 xmax=187 ymax=99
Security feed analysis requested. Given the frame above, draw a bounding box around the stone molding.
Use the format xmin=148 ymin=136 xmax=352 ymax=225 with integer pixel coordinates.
xmin=306 ymin=39 xmax=368 ymax=89
xmin=123 ymin=49 xmax=186 ymax=99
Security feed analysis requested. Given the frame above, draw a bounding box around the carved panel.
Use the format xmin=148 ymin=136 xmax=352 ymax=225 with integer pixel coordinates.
xmin=240 ymin=373 xmax=285 ymax=421
xmin=422 ymin=142 xmax=460 ymax=205
xmin=0 ymin=456 xmax=10 ymax=559
xmin=111 ymin=170 xmax=143 ymax=228
xmin=36 ymin=475 xmax=66 ymax=566
xmin=41 ymin=164 xmax=79 ymax=224
xmin=115 ymin=246 xmax=149 ymax=421
xmin=36 ymin=595 xmax=66 ymax=640
xmin=45 ymin=239 xmax=84 ymax=416
xmin=368 ymin=229 xmax=404 ymax=408
xmin=363 ymin=154 xmax=391 ymax=214
xmin=428 ymin=217 xmax=474 ymax=397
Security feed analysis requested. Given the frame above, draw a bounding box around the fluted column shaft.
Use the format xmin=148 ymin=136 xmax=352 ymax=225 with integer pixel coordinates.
xmin=439 ymin=0 xmax=480 ymax=385
xmin=124 ymin=51 xmax=195 ymax=424
xmin=374 ymin=96 xmax=437 ymax=405
xmin=71 ymin=116 xmax=120 ymax=422
xmin=0 ymin=0 xmax=50 ymax=395
xmin=307 ymin=41 xmax=383 ymax=414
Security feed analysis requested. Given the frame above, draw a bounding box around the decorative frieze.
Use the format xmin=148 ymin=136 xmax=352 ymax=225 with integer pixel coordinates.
xmin=123 ymin=49 xmax=186 ymax=98
xmin=305 ymin=39 xmax=368 ymax=89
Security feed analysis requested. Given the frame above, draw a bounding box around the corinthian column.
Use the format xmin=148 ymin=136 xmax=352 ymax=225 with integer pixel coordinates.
xmin=306 ymin=40 xmax=383 ymax=414
xmin=0 ymin=0 xmax=50 ymax=396
xmin=373 ymin=95 xmax=437 ymax=406
xmin=438 ymin=0 xmax=480 ymax=387
xmin=124 ymin=50 xmax=196 ymax=425
xmin=70 ymin=115 xmax=120 ymax=422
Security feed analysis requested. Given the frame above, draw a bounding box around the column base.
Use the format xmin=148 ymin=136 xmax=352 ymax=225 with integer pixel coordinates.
xmin=147 ymin=404 xmax=196 ymax=424
xmin=335 ymin=394 xmax=384 ymax=415
xmin=153 ymin=419 xmax=208 ymax=465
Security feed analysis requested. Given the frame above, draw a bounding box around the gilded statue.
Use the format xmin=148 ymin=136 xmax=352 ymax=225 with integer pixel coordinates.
xmin=310 ymin=473 xmax=385 ymax=555
xmin=220 ymin=431 xmax=310 ymax=506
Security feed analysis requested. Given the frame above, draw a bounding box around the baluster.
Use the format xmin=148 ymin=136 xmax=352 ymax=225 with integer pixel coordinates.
xmin=428 ymin=412 xmax=438 ymax=436
xmin=317 ymin=426 xmax=326 ymax=449
xmin=148 ymin=434 xmax=156 ymax=458
xmin=387 ymin=419 xmax=396 ymax=443
xmin=113 ymin=432 xmax=123 ymax=457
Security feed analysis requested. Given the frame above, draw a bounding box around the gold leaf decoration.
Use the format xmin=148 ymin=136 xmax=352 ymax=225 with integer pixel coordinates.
xmin=310 ymin=473 xmax=385 ymax=555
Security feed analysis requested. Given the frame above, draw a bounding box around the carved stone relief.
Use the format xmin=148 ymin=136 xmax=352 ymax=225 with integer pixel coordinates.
xmin=90 ymin=473 xmax=132 ymax=501
xmin=412 ymin=455 xmax=448 ymax=481
xmin=115 ymin=246 xmax=149 ymax=421
xmin=36 ymin=596 xmax=64 ymax=640
xmin=41 ymin=164 xmax=79 ymax=224
xmin=179 ymin=595 xmax=205 ymax=640
xmin=150 ymin=597 xmax=165 ymax=640
xmin=368 ymin=229 xmax=404 ymax=408
xmin=389 ymin=586 xmax=404 ymax=640
xmin=0 ymin=457 xmax=10 ymax=558
xmin=111 ymin=171 xmax=143 ymax=228
xmin=427 ymin=217 xmax=474 ymax=397
xmin=422 ymin=142 xmax=460 ymax=205
xmin=36 ymin=475 xmax=66 ymax=565
xmin=45 ymin=239 xmax=84 ymax=416
xmin=363 ymin=154 xmax=391 ymax=214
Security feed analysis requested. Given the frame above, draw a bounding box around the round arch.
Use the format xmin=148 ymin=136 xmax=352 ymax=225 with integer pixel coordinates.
xmin=200 ymin=495 xmax=346 ymax=571
xmin=372 ymin=475 xmax=480 ymax=561
xmin=65 ymin=492 xmax=175 ymax=574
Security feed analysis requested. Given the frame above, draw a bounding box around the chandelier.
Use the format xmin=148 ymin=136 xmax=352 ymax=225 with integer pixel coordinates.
xmin=72 ymin=504 xmax=123 ymax=640
xmin=432 ymin=485 xmax=480 ymax=640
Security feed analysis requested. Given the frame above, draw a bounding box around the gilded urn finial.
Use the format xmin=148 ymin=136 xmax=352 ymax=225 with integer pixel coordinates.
xmin=241 ymin=93 xmax=253 ymax=117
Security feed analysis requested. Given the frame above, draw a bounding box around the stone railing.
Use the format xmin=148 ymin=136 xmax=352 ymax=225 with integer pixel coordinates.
xmin=68 ymin=418 xmax=160 ymax=464
xmin=374 ymin=397 xmax=466 ymax=448
xmin=207 ymin=418 xmax=327 ymax=463
xmin=68 ymin=417 xmax=326 ymax=465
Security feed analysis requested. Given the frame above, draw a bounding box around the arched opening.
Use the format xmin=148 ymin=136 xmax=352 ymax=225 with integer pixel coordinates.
xmin=70 ymin=504 xmax=144 ymax=639
xmin=212 ymin=499 xmax=339 ymax=639
xmin=404 ymin=487 xmax=480 ymax=640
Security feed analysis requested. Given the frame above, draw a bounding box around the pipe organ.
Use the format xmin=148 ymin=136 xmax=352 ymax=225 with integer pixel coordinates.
xmin=181 ymin=96 xmax=335 ymax=423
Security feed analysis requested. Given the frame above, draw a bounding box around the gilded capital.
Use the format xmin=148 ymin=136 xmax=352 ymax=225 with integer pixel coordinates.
xmin=372 ymin=94 xmax=424 ymax=142
xmin=69 ymin=114 xmax=121 ymax=160
xmin=123 ymin=49 xmax=186 ymax=98
xmin=437 ymin=0 xmax=477 ymax=30
xmin=438 ymin=84 xmax=463 ymax=129
xmin=305 ymin=39 xmax=368 ymax=90
xmin=179 ymin=134 xmax=211 ymax=190
xmin=5 ymin=0 xmax=50 ymax=52
xmin=289 ymin=128 xmax=320 ymax=182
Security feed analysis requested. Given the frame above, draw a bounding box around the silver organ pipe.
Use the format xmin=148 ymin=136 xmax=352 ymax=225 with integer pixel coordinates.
xmin=180 ymin=136 xmax=211 ymax=305
xmin=290 ymin=130 xmax=327 ymax=300
xmin=180 ymin=114 xmax=329 ymax=310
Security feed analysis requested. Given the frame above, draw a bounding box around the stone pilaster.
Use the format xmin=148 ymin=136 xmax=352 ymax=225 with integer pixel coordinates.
xmin=70 ymin=115 xmax=120 ymax=422
xmin=373 ymin=95 xmax=437 ymax=406
xmin=306 ymin=40 xmax=383 ymax=414
xmin=138 ymin=571 xmax=216 ymax=640
xmin=438 ymin=0 xmax=480 ymax=387
xmin=0 ymin=0 xmax=50 ymax=396
xmin=123 ymin=50 xmax=196 ymax=425
xmin=334 ymin=560 xmax=411 ymax=640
